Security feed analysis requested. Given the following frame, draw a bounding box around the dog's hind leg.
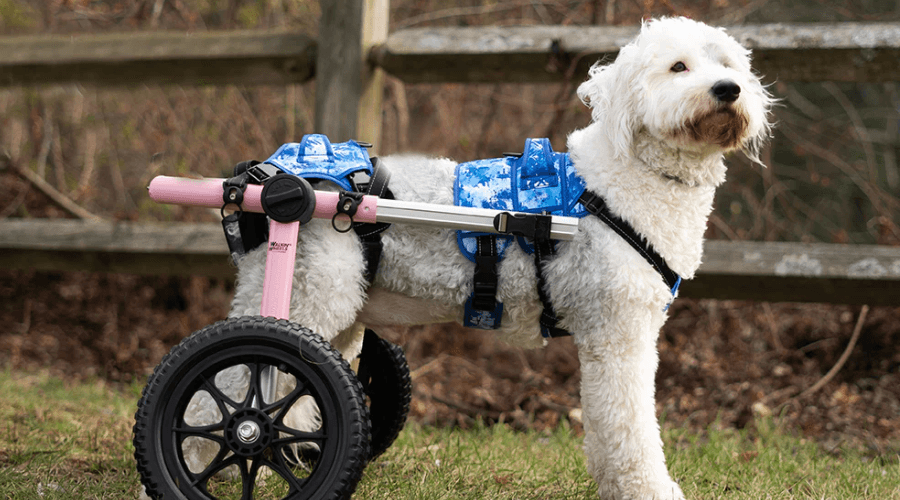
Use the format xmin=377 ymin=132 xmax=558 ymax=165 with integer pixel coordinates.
xmin=573 ymin=303 xmax=685 ymax=500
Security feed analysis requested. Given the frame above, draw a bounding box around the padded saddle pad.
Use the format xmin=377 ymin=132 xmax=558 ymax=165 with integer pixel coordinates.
xmin=454 ymin=138 xmax=587 ymax=261
xmin=263 ymin=134 xmax=373 ymax=190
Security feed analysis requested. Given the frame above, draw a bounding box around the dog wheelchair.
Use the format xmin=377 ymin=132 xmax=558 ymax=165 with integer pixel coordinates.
xmin=133 ymin=135 xmax=581 ymax=500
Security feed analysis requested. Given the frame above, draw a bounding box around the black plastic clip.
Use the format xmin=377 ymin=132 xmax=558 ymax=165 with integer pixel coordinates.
xmin=332 ymin=191 xmax=364 ymax=233
xmin=246 ymin=162 xmax=282 ymax=184
xmin=493 ymin=212 xmax=552 ymax=240
xmin=472 ymin=253 xmax=500 ymax=311
xmin=222 ymin=174 xmax=248 ymax=209
xmin=221 ymin=174 xmax=251 ymax=265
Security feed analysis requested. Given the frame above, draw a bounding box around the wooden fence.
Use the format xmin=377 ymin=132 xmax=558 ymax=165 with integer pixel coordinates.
xmin=2 ymin=218 xmax=898 ymax=305
xmin=2 ymin=0 xmax=899 ymax=304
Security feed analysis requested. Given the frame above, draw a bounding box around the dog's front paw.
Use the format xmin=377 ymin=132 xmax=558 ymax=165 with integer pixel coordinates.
xmin=647 ymin=479 xmax=685 ymax=500
xmin=596 ymin=478 xmax=685 ymax=500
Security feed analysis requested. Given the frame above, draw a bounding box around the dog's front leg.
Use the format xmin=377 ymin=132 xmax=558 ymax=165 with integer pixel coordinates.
xmin=574 ymin=305 xmax=684 ymax=500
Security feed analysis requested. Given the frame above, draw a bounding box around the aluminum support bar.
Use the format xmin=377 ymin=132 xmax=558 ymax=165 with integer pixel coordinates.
xmin=374 ymin=198 xmax=580 ymax=241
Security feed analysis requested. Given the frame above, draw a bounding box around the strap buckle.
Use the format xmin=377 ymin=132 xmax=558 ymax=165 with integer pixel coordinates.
xmin=493 ymin=212 xmax=552 ymax=240
xmin=246 ymin=163 xmax=282 ymax=184
xmin=472 ymin=253 xmax=499 ymax=311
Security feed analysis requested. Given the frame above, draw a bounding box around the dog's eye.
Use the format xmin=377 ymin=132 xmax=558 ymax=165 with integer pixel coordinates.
xmin=670 ymin=62 xmax=688 ymax=73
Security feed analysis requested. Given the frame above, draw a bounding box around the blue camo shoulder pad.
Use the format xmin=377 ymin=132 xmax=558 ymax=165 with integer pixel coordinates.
xmin=455 ymin=138 xmax=586 ymax=216
xmin=263 ymin=134 xmax=372 ymax=191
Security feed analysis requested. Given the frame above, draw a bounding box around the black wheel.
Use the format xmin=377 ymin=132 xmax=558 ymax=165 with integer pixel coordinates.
xmin=133 ymin=317 xmax=370 ymax=500
xmin=356 ymin=329 xmax=411 ymax=460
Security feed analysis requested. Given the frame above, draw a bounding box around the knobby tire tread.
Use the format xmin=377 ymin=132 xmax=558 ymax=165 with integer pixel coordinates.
xmin=360 ymin=330 xmax=412 ymax=460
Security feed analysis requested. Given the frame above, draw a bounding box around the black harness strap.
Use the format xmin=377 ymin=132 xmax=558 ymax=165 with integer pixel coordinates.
xmin=532 ymin=236 xmax=570 ymax=338
xmin=352 ymin=158 xmax=394 ymax=285
xmin=578 ymin=191 xmax=681 ymax=292
xmin=472 ymin=235 xmax=500 ymax=311
xmin=487 ymin=211 xmax=569 ymax=337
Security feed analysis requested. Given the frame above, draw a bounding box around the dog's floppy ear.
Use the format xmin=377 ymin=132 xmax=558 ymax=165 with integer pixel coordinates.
xmin=577 ymin=44 xmax=643 ymax=160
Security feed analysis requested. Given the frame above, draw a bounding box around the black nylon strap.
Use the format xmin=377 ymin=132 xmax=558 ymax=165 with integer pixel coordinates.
xmin=353 ymin=158 xmax=393 ymax=239
xmin=578 ymin=191 xmax=681 ymax=291
xmin=533 ymin=236 xmax=571 ymax=338
xmin=472 ymin=235 xmax=500 ymax=311
xmin=221 ymin=165 xmax=269 ymax=261
xmin=352 ymin=158 xmax=394 ymax=285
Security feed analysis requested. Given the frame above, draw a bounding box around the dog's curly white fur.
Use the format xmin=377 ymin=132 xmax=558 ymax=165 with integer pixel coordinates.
xmin=190 ymin=17 xmax=773 ymax=499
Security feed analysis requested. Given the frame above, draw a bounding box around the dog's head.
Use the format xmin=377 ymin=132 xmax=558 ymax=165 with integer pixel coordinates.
xmin=577 ymin=17 xmax=774 ymax=166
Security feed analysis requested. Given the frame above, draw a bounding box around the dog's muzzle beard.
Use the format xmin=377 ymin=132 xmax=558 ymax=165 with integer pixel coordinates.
xmin=679 ymin=105 xmax=749 ymax=150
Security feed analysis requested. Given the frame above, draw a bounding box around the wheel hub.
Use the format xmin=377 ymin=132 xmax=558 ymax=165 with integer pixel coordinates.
xmin=224 ymin=408 xmax=273 ymax=457
xmin=237 ymin=421 xmax=260 ymax=444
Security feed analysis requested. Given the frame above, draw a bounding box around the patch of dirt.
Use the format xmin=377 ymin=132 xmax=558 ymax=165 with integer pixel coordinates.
xmin=1 ymin=270 xmax=898 ymax=454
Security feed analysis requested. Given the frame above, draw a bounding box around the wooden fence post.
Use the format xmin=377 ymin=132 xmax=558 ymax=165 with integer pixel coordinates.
xmin=357 ymin=0 xmax=390 ymax=154
xmin=315 ymin=0 xmax=388 ymax=146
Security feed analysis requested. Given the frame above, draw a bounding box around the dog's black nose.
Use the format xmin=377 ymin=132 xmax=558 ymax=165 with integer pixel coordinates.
xmin=712 ymin=80 xmax=741 ymax=103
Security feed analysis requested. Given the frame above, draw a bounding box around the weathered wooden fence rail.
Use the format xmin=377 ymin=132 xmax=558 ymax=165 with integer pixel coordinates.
xmin=3 ymin=22 xmax=900 ymax=86
xmin=372 ymin=23 xmax=900 ymax=83
xmin=1 ymin=219 xmax=898 ymax=305
xmin=2 ymin=4 xmax=899 ymax=305
xmin=0 ymin=31 xmax=317 ymax=87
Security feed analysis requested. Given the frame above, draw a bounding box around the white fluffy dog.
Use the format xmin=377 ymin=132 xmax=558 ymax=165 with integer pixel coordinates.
xmin=206 ymin=17 xmax=771 ymax=499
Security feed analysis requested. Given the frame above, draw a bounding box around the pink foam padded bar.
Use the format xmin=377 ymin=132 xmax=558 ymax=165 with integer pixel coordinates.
xmin=148 ymin=176 xmax=264 ymax=212
xmin=148 ymin=175 xmax=377 ymax=223
xmin=259 ymin=220 xmax=300 ymax=320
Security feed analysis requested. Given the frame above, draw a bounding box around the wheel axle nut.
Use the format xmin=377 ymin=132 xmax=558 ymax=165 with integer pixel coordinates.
xmin=237 ymin=421 xmax=260 ymax=444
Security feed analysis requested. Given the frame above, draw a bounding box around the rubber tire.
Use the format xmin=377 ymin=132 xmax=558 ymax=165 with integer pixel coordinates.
xmin=357 ymin=329 xmax=411 ymax=460
xmin=133 ymin=317 xmax=370 ymax=500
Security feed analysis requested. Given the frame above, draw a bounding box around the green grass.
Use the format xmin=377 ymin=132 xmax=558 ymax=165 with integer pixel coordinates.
xmin=0 ymin=369 xmax=144 ymax=499
xmin=1 ymin=368 xmax=898 ymax=499
xmin=354 ymin=421 xmax=595 ymax=499
xmin=668 ymin=419 xmax=900 ymax=499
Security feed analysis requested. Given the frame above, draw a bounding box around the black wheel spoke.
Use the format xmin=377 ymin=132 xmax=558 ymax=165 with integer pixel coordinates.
xmin=200 ymin=374 xmax=242 ymax=416
xmin=190 ymin=451 xmax=239 ymax=488
xmin=265 ymin=382 xmax=310 ymax=422
xmin=173 ymin=421 xmax=226 ymax=442
xmin=271 ymin=426 xmax=327 ymax=447
xmin=240 ymin=458 xmax=263 ymax=500
xmin=269 ymin=448 xmax=308 ymax=494
xmin=245 ymin=362 xmax=265 ymax=407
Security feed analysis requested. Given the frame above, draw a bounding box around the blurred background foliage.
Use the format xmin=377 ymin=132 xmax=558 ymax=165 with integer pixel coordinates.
xmin=1 ymin=0 xmax=899 ymax=245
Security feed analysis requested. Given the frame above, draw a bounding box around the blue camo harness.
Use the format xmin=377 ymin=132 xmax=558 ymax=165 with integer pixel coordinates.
xmin=265 ymin=134 xmax=374 ymax=191
xmin=454 ymin=138 xmax=587 ymax=261
xmin=255 ymin=134 xmax=682 ymax=338
xmin=454 ymin=138 xmax=585 ymax=334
